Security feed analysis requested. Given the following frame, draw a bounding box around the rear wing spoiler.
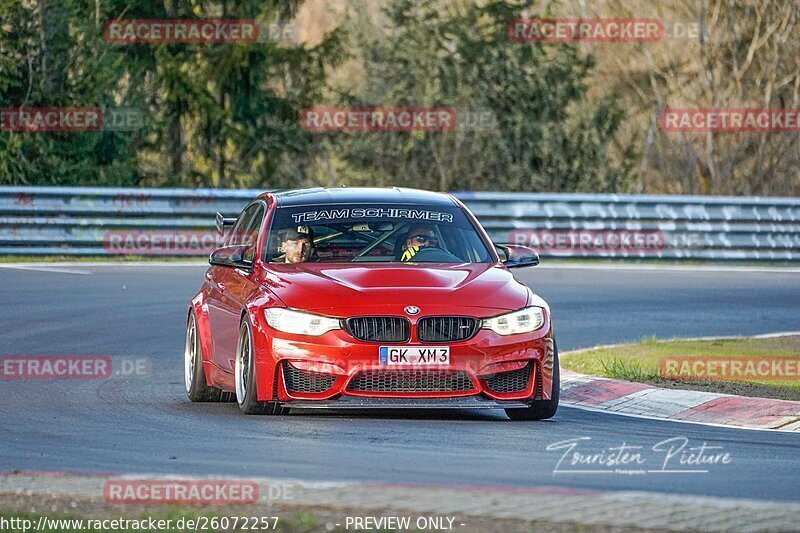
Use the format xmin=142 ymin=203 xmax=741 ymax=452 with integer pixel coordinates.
xmin=215 ymin=213 xmax=237 ymax=236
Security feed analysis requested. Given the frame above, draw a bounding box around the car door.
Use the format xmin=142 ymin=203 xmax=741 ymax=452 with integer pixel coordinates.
xmin=206 ymin=202 xmax=265 ymax=374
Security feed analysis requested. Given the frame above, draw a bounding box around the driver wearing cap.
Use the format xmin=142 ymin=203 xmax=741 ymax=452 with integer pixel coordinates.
xmin=401 ymin=224 xmax=439 ymax=261
xmin=281 ymin=226 xmax=315 ymax=263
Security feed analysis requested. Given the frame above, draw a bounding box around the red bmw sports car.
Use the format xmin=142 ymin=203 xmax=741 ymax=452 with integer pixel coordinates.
xmin=185 ymin=187 xmax=558 ymax=420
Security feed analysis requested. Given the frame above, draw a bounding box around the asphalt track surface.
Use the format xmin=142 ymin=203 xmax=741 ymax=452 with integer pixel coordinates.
xmin=0 ymin=263 xmax=798 ymax=502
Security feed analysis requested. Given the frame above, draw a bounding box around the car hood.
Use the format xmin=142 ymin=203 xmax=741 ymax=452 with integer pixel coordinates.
xmin=256 ymin=263 xmax=530 ymax=317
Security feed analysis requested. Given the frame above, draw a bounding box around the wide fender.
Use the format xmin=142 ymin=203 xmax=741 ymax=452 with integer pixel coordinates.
xmin=189 ymin=290 xmax=215 ymax=385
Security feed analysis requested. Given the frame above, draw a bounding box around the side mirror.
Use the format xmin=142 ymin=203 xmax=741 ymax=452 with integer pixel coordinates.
xmin=496 ymin=244 xmax=539 ymax=269
xmin=209 ymin=245 xmax=253 ymax=271
xmin=215 ymin=212 xmax=237 ymax=237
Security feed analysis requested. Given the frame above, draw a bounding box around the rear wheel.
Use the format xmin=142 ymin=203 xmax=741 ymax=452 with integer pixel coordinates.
xmin=185 ymin=311 xmax=226 ymax=402
xmin=505 ymin=340 xmax=560 ymax=421
xmin=235 ymin=318 xmax=288 ymax=415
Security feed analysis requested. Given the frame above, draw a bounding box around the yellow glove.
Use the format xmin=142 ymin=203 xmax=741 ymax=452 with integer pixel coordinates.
xmin=401 ymin=245 xmax=420 ymax=261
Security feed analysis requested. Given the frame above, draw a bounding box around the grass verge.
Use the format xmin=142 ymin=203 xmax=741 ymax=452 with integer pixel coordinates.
xmin=561 ymin=335 xmax=800 ymax=401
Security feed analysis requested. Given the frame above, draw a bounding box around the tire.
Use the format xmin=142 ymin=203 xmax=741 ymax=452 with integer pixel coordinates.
xmin=185 ymin=311 xmax=224 ymax=402
xmin=505 ymin=340 xmax=560 ymax=421
xmin=235 ymin=318 xmax=287 ymax=415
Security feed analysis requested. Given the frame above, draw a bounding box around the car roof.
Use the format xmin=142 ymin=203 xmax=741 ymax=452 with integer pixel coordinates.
xmin=263 ymin=187 xmax=458 ymax=208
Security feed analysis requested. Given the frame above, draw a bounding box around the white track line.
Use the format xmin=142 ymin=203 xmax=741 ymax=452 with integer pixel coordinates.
xmin=0 ymin=264 xmax=91 ymax=275
xmin=752 ymin=331 xmax=800 ymax=338
xmin=0 ymin=261 xmax=204 ymax=268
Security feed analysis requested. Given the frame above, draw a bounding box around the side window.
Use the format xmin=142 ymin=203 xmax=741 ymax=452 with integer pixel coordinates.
xmin=228 ymin=203 xmax=265 ymax=258
xmin=240 ymin=205 xmax=264 ymax=262
xmin=227 ymin=207 xmax=253 ymax=246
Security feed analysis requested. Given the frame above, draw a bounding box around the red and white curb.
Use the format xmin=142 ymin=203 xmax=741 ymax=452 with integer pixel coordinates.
xmin=561 ymin=370 xmax=800 ymax=431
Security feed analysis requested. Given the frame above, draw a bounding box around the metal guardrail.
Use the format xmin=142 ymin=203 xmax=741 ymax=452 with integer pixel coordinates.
xmin=0 ymin=186 xmax=798 ymax=261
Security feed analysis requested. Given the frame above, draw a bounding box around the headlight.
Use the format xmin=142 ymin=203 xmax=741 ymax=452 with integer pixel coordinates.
xmin=481 ymin=306 xmax=545 ymax=335
xmin=264 ymin=308 xmax=341 ymax=336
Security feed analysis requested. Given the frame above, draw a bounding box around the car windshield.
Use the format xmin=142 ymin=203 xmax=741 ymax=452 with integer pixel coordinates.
xmin=265 ymin=203 xmax=492 ymax=264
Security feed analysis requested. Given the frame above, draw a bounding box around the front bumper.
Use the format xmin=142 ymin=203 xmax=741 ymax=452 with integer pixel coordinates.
xmin=251 ymin=311 xmax=554 ymax=404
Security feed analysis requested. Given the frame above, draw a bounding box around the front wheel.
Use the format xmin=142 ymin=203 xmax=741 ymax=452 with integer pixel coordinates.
xmin=505 ymin=340 xmax=560 ymax=421
xmin=235 ymin=318 xmax=287 ymax=415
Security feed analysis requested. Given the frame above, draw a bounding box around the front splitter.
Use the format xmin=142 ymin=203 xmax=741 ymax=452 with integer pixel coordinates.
xmin=285 ymin=396 xmax=529 ymax=409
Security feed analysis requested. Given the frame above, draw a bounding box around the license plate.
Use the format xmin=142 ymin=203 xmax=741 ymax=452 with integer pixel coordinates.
xmin=379 ymin=346 xmax=450 ymax=365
